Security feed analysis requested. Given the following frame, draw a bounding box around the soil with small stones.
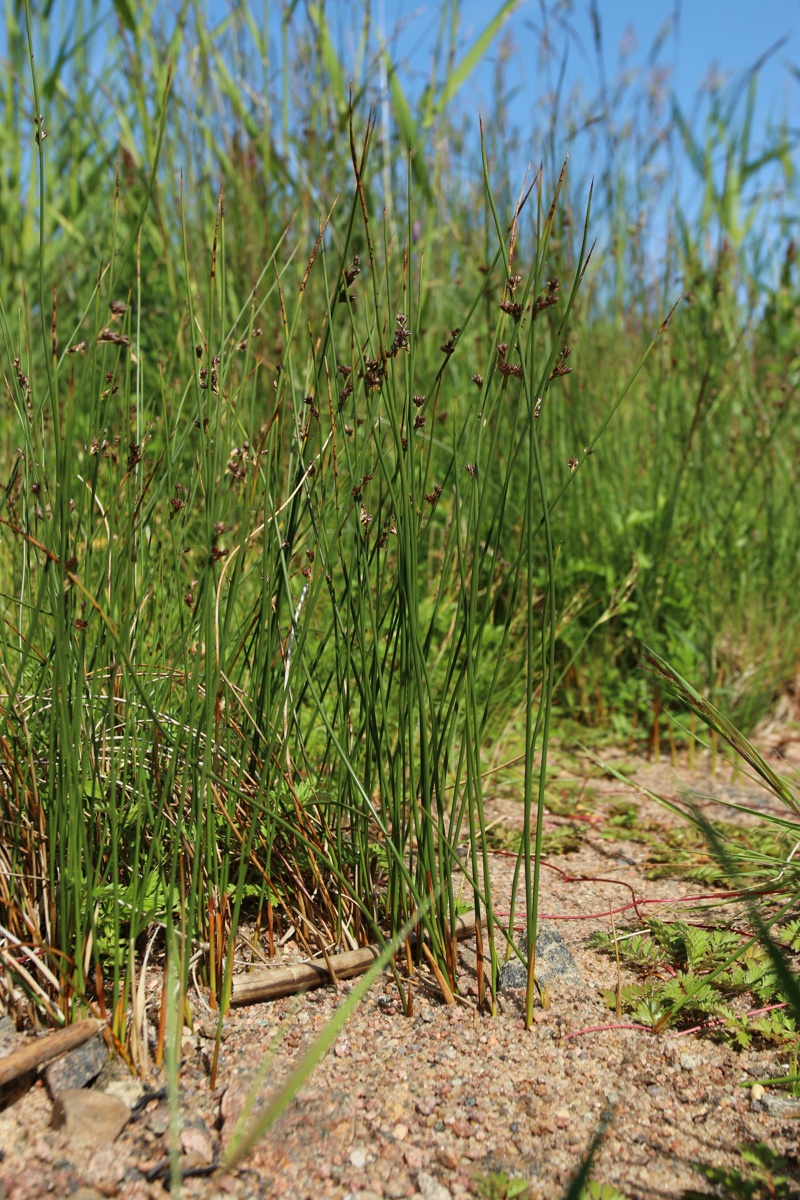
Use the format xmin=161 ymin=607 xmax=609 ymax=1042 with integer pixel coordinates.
xmin=2 ymin=731 xmax=800 ymax=1200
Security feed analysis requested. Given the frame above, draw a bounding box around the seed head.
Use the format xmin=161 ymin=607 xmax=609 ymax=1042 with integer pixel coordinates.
xmin=440 ymin=328 xmax=460 ymax=356
xmin=533 ymin=278 xmax=560 ymax=317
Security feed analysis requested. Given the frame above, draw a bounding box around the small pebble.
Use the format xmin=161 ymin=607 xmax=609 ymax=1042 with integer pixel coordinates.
xmin=762 ymin=1094 xmax=800 ymax=1119
xmin=147 ymin=1106 xmax=170 ymax=1136
xmin=33 ymin=1137 xmax=53 ymax=1163
xmin=751 ymin=1083 xmax=765 ymax=1102
xmin=180 ymin=1121 xmax=215 ymax=1166
xmin=679 ymin=1052 xmax=699 ymax=1072
xmin=417 ymin=1171 xmax=452 ymax=1200
xmin=104 ymin=1078 xmax=145 ymax=1110
xmin=405 ymin=1146 xmax=425 ymax=1170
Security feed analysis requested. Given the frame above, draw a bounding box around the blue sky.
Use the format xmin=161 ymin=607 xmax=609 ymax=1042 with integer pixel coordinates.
xmin=7 ymin=0 xmax=798 ymax=267
xmin=376 ymin=1 xmax=798 ymax=110
xmin=451 ymin=0 xmax=798 ymax=110
xmin=356 ymin=0 xmax=800 ymax=270
xmin=290 ymin=2 xmax=798 ymax=200
xmin=11 ymin=3 xmax=798 ymax=166
xmin=375 ymin=0 xmax=799 ymax=158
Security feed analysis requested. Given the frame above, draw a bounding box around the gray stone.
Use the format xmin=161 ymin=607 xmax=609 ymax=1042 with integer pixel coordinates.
xmin=535 ymin=923 xmax=582 ymax=988
xmin=51 ymin=1088 xmax=130 ymax=1147
xmin=679 ymin=1052 xmax=699 ymax=1072
xmin=498 ymin=922 xmax=582 ymax=993
xmin=498 ymin=960 xmax=528 ymax=991
xmin=0 ymin=1015 xmax=17 ymax=1057
xmin=44 ymin=1035 xmax=107 ymax=1096
xmin=762 ymin=1094 xmax=800 ymax=1119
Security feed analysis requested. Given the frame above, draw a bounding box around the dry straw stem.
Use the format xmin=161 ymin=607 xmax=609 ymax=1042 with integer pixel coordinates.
xmin=0 ymin=1017 xmax=104 ymax=1088
xmin=231 ymin=909 xmax=483 ymax=1006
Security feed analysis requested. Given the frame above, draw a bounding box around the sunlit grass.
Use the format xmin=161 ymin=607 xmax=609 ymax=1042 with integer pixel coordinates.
xmin=0 ymin=0 xmax=798 ymax=1061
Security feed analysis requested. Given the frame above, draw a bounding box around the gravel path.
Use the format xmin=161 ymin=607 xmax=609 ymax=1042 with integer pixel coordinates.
xmin=2 ymin=736 xmax=800 ymax=1200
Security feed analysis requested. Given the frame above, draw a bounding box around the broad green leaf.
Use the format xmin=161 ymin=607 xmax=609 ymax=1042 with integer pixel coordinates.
xmin=384 ymin=53 xmax=433 ymax=204
xmin=308 ymin=3 xmax=348 ymax=122
xmin=431 ymin=0 xmax=519 ymax=120
xmin=43 ymin=20 xmax=104 ymax=101
xmin=671 ymin=99 xmax=706 ymax=179
xmin=112 ymin=0 xmax=137 ymax=34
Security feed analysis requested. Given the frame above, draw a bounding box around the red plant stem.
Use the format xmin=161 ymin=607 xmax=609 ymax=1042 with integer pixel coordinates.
xmin=495 ymin=885 xmax=783 ymax=925
xmin=673 ymin=1001 xmax=789 ymax=1038
xmin=567 ymin=1003 xmax=790 ymax=1042
xmin=491 ymin=861 xmax=645 ymax=919
xmin=564 ymin=1023 xmax=654 ymax=1038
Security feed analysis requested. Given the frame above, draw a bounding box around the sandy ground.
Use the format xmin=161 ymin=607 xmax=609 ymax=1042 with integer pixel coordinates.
xmin=1 ymin=731 xmax=800 ymax=1200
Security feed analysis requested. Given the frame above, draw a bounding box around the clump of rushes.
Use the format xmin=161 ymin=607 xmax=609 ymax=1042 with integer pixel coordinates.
xmin=0 ymin=50 xmax=596 ymax=1041
xmin=0 ymin=0 xmax=796 ymax=1054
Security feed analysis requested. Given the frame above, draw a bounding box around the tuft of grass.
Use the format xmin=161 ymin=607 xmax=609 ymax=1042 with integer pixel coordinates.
xmin=0 ymin=0 xmax=798 ymax=1064
xmin=590 ymin=916 xmax=799 ymax=1047
xmin=2 ymin=0 xmax=641 ymax=1038
xmin=474 ymin=1170 xmax=531 ymax=1200
xmin=593 ymin=657 xmax=800 ymax=1058
xmin=683 ymin=1142 xmax=800 ymax=1200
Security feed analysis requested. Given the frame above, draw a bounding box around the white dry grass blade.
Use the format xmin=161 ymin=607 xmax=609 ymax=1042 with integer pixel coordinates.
xmin=0 ymin=945 xmax=64 ymax=1025
xmin=131 ymin=928 xmax=160 ymax=1075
